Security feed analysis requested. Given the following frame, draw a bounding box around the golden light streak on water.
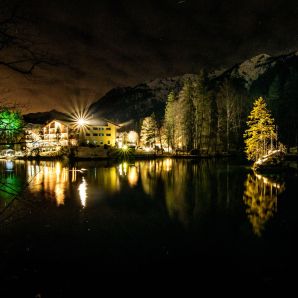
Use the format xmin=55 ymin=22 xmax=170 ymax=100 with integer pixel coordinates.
xmin=128 ymin=166 xmax=138 ymax=187
xmin=78 ymin=177 xmax=88 ymax=207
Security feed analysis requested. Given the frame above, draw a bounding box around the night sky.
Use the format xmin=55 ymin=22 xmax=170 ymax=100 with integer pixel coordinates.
xmin=1 ymin=0 xmax=298 ymax=112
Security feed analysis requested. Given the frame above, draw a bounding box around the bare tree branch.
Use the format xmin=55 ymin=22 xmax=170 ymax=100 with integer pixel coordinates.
xmin=0 ymin=2 xmax=62 ymax=74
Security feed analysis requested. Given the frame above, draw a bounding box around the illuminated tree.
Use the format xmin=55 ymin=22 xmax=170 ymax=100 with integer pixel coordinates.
xmin=0 ymin=108 xmax=23 ymax=144
xmin=164 ymin=91 xmax=177 ymax=151
xmin=244 ymin=97 xmax=277 ymax=161
xmin=140 ymin=113 xmax=158 ymax=148
xmin=177 ymin=79 xmax=195 ymax=150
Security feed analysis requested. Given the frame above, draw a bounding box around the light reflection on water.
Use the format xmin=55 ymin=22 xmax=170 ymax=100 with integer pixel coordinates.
xmin=243 ymin=172 xmax=285 ymax=236
xmin=78 ymin=177 xmax=87 ymax=207
xmin=27 ymin=161 xmax=68 ymax=206
xmin=0 ymin=159 xmax=288 ymax=236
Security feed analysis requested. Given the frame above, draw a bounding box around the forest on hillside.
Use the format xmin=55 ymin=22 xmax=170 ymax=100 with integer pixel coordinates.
xmin=140 ymin=67 xmax=298 ymax=153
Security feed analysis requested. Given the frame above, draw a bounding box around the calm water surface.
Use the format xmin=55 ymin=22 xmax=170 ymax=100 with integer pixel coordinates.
xmin=0 ymin=158 xmax=297 ymax=288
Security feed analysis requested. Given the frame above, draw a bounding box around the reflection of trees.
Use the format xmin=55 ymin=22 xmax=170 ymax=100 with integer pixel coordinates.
xmin=117 ymin=162 xmax=138 ymax=188
xmin=139 ymin=159 xmax=195 ymax=226
xmin=93 ymin=166 xmax=120 ymax=194
xmin=139 ymin=160 xmax=162 ymax=196
xmin=0 ymin=173 xmax=23 ymax=204
xmin=163 ymin=160 xmax=191 ymax=226
xmin=243 ymin=173 xmax=285 ymax=236
xmin=138 ymin=159 xmax=174 ymax=196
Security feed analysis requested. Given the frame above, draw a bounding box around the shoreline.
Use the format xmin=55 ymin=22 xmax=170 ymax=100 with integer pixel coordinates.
xmin=10 ymin=152 xmax=240 ymax=161
xmin=2 ymin=152 xmax=297 ymax=163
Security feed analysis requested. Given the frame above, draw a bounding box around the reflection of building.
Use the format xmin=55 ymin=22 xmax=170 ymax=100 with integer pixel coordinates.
xmin=81 ymin=119 xmax=120 ymax=146
xmin=27 ymin=161 xmax=69 ymax=206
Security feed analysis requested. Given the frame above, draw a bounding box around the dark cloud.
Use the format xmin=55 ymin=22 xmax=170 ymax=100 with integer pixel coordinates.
xmin=1 ymin=0 xmax=298 ymax=112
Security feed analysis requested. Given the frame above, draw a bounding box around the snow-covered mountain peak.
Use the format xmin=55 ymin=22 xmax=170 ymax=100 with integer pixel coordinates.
xmin=145 ymin=73 xmax=197 ymax=90
xmin=247 ymin=53 xmax=271 ymax=63
xmin=235 ymin=53 xmax=272 ymax=88
xmin=144 ymin=74 xmax=198 ymax=99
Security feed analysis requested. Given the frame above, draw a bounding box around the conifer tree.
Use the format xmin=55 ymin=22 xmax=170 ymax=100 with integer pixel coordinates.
xmin=164 ymin=91 xmax=176 ymax=151
xmin=192 ymin=72 xmax=211 ymax=151
xmin=244 ymin=97 xmax=277 ymax=161
xmin=217 ymin=80 xmax=244 ymax=152
xmin=140 ymin=113 xmax=158 ymax=148
xmin=282 ymin=69 xmax=298 ymax=148
xmin=178 ymin=79 xmax=195 ymax=151
xmin=267 ymin=75 xmax=281 ymax=119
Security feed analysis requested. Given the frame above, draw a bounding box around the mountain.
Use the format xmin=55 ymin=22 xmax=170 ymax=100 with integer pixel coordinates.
xmin=217 ymin=53 xmax=273 ymax=88
xmin=24 ymin=51 xmax=298 ymax=130
xmin=23 ymin=109 xmax=68 ymax=124
xmin=89 ymin=74 xmax=198 ymax=128
xmin=88 ymin=51 xmax=298 ymax=127
xmin=215 ymin=51 xmax=298 ymax=89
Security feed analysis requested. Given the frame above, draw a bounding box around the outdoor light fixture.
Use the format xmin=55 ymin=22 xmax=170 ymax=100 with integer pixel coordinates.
xmin=68 ymin=104 xmax=92 ymax=132
xmin=77 ymin=118 xmax=87 ymax=127
xmin=71 ymin=115 xmax=90 ymax=132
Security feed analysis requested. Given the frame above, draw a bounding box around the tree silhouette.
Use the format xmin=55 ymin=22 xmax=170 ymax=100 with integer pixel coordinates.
xmin=0 ymin=2 xmax=60 ymax=74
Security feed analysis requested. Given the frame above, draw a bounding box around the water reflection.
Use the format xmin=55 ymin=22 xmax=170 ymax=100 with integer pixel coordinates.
xmin=117 ymin=162 xmax=139 ymax=187
xmin=5 ymin=160 xmax=14 ymax=172
xmin=243 ymin=172 xmax=285 ymax=236
xmin=92 ymin=166 xmax=120 ymax=194
xmin=0 ymin=159 xmax=290 ymax=236
xmin=26 ymin=161 xmax=69 ymax=206
xmin=127 ymin=166 xmax=138 ymax=187
xmin=138 ymin=158 xmax=200 ymax=226
xmin=0 ymin=174 xmax=23 ymax=203
xmin=78 ymin=177 xmax=87 ymax=207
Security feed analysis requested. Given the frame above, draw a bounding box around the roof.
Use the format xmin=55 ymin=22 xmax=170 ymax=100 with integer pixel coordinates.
xmin=43 ymin=119 xmax=72 ymax=127
xmin=88 ymin=118 xmax=120 ymax=127
xmin=43 ymin=118 xmax=120 ymax=128
xmin=25 ymin=123 xmax=43 ymax=129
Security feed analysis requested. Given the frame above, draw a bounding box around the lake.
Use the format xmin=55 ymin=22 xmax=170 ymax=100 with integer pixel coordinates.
xmin=0 ymin=158 xmax=297 ymax=291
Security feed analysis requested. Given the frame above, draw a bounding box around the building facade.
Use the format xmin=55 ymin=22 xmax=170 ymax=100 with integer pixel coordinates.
xmin=81 ymin=120 xmax=119 ymax=146
xmin=24 ymin=118 xmax=119 ymax=150
xmin=42 ymin=120 xmax=77 ymax=147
